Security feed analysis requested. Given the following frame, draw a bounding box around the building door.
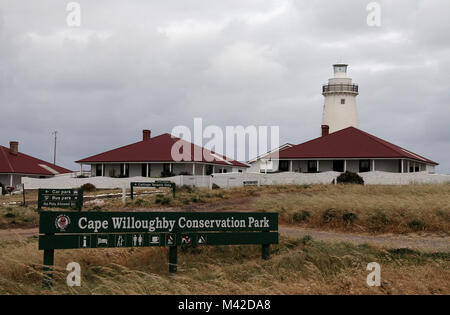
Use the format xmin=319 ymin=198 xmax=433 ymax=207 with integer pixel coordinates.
xmin=205 ymin=165 xmax=213 ymax=175
xmin=141 ymin=164 xmax=147 ymax=177
xmin=307 ymin=161 xmax=318 ymax=173
xmin=279 ymin=161 xmax=289 ymax=172
xmin=95 ymin=164 xmax=102 ymax=176
xmin=333 ymin=160 xmax=344 ymax=172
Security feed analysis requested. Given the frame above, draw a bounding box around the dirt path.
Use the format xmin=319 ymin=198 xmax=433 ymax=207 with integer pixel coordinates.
xmin=0 ymin=226 xmax=448 ymax=252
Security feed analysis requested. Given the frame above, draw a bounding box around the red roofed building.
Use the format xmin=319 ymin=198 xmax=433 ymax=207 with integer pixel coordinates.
xmin=268 ymin=126 xmax=437 ymax=174
xmin=0 ymin=141 xmax=72 ymax=190
xmin=76 ymin=130 xmax=248 ymax=177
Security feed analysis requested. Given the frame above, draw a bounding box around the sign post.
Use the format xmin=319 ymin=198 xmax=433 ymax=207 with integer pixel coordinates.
xmin=38 ymin=211 xmax=278 ymax=285
xmin=130 ymin=181 xmax=176 ymax=199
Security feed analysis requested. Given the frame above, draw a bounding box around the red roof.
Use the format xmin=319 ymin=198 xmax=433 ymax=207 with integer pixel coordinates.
xmin=0 ymin=145 xmax=73 ymax=175
xmin=76 ymin=133 xmax=248 ymax=168
xmin=277 ymin=127 xmax=438 ymax=165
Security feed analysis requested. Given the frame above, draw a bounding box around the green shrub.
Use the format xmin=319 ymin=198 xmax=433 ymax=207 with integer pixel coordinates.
xmin=292 ymin=210 xmax=311 ymax=222
xmin=408 ymin=220 xmax=425 ymax=231
xmin=160 ymin=171 xmax=175 ymax=178
xmin=155 ymin=195 xmax=171 ymax=205
xmin=134 ymin=199 xmax=147 ymax=207
xmin=368 ymin=211 xmax=391 ymax=225
xmin=212 ymin=183 xmax=220 ymax=190
xmin=343 ymin=212 xmax=358 ymax=224
xmin=80 ymin=183 xmax=96 ymax=192
xmin=336 ymin=172 xmax=364 ymax=185
xmin=178 ymin=185 xmax=194 ymax=193
xmin=322 ymin=208 xmax=340 ymax=223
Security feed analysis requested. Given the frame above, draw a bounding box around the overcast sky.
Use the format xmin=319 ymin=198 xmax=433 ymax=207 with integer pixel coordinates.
xmin=0 ymin=0 xmax=449 ymax=173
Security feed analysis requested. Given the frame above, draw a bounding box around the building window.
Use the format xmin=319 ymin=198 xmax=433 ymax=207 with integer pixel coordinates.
xmin=307 ymin=160 xmax=318 ymax=173
xmin=359 ymin=160 xmax=370 ymax=172
xmin=95 ymin=164 xmax=102 ymax=176
xmin=279 ymin=161 xmax=289 ymax=172
xmin=333 ymin=160 xmax=344 ymax=172
xmin=341 ymin=98 xmax=345 ymax=104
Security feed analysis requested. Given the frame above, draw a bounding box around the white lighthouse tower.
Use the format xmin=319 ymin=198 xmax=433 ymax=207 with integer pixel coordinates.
xmin=321 ymin=64 xmax=359 ymax=134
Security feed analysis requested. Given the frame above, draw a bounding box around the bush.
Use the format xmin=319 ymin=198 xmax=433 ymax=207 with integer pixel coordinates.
xmin=155 ymin=195 xmax=171 ymax=205
xmin=343 ymin=212 xmax=358 ymax=224
xmin=80 ymin=183 xmax=96 ymax=192
xmin=178 ymin=172 xmax=190 ymax=176
xmin=0 ymin=183 xmax=5 ymax=195
xmin=161 ymin=171 xmax=175 ymax=178
xmin=322 ymin=208 xmax=340 ymax=223
xmin=336 ymin=171 xmax=364 ymax=185
xmin=291 ymin=210 xmax=311 ymax=223
xmin=212 ymin=183 xmax=220 ymax=190
xmin=408 ymin=220 xmax=425 ymax=231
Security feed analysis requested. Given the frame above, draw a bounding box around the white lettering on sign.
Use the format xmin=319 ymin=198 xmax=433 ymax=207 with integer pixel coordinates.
xmin=75 ymin=216 xmax=272 ymax=232
xmin=78 ymin=217 xmax=109 ymax=233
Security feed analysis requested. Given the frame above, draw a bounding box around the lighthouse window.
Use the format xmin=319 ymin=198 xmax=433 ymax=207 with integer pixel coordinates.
xmin=341 ymin=98 xmax=346 ymax=104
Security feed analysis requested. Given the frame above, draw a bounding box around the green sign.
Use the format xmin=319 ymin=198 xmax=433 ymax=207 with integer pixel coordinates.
xmin=39 ymin=211 xmax=278 ymax=285
xmin=130 ymin=181 xmax=176 ymax=199
xmin=39 ymin=211 xmax=277 ymax=234
xmin=38 ymin=189 xmax=83 ymax=211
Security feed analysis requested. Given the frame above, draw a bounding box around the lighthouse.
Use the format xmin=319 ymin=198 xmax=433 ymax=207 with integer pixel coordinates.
xmin=321 ymin=64 xmax=359 ymax=134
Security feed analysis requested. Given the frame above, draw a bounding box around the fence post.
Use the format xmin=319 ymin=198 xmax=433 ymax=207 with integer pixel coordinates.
xmin=262 ymin=244 xmax=270 ymax=260
xmin=130 ymin=183 xmax=134 ymax=200
xmin=22 ymin=184 xmax=26 ymax=206
xmin=122 ymin=185 xmax=127 ymax=205
xmin=169 ymin=246 xmax=178 ymax=273
xmin=42 ymin=247 xmax=54 ymax=288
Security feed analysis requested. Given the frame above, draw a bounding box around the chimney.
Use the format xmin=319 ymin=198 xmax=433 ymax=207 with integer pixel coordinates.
xmin=142 ymin=129 xmax=151 ymax=141
xmin=9 ymin=141 xmax=18 ymax=155
xmin=321 ymin=125 xmax=329 ymax=137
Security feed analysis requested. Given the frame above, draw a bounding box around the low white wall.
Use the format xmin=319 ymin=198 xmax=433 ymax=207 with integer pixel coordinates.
xmin=360 ymin=171 xmax=450 ymax=185
xmin=21 ymin=171 xmax=450 ymax=190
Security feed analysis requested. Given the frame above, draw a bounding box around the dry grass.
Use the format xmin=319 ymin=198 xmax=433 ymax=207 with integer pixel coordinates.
xmin=0 ymin=236 xmax=448 ymax=295
xmin=1 ymin=184 xmax=449 ymax=234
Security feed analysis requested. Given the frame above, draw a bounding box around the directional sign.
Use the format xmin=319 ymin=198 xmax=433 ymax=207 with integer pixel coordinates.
xmin=38 ymin=189 xmax=83 ymax=211
xmin=130 ymin=181 xmax=176 ymax=199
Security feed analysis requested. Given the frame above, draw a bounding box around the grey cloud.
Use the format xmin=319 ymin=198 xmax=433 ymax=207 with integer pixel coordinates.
xmin=0 ymin=0 xmax=449 ymax=173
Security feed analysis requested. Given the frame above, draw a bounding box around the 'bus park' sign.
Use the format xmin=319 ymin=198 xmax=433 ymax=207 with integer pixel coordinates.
xmin=38 ymin=211 xmax=278 ymax=286
xmin=38 ymin=189 xmax=83 ymax=211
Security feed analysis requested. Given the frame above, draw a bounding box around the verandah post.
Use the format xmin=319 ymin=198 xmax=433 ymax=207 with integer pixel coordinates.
xmin=42 ymin=248 xmax=54 ymax=288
